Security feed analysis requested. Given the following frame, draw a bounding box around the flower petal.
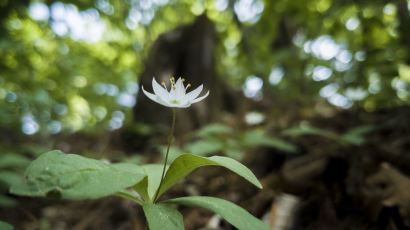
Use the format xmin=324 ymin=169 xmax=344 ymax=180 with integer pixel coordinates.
xmin=156 ymin=96 xmax=173 ymax=107
xmin=152 ymin=78 xmax=171 ymax=102
xmin=175 ymin=102 xmax=191 ymax=108
xmin=169 ymin=87 xmax=177 ymax=100
xmin=186 ymin=84 xmax=203 ymax=101
xmin=190 ymin=90 xmax=209 ymax=104
xmin=178 ymin=104 xmax=191 ymax=108
xmin=142 ymin=86 xmax=170 ymax=107
xmin=175 ymin=77 xmax=186 ymax=99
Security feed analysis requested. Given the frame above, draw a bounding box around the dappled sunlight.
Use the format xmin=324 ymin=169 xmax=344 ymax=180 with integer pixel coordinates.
xmin=304 ymin=35 xmax=341 ymax=60
xmin=268 ymin=66 xmax=284 ymax=85
xmin=320 ymin=83 xmax=339 ymax=98
xmin=0 ymin=0 xmax=407 ymax=134
xmin=243 ymin=75 xmax=263 ymax=100
xmin=312 ymin=66 xmax=332 ymax=81
xmin=234 ymin=0 xmax=264 ymax=23
xmin=109 ymin=110 xmax=125 ymax=130
xmin=21 ymin=113 xmax=40 ymax=135
xmin=28 ymin=2 xmax=49 ymax=21
xmin=47 ymin=2 xmax=106 ymax=42
xmin=345 ymin=17 xmax=360 ymax=31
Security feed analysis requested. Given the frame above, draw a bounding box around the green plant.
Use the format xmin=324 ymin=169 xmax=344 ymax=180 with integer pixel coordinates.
xmin=282 ymin=122 xmax=376 ymax=146
xmin=10 ymin=78 xmax=269 ymax=230
xmin=180 ymin=123 xmax=298 ymax=160
xmin=0 ymin=220 xmax=13 ymax=230
xmin=0 ymin=152 xmax=30 ymax=207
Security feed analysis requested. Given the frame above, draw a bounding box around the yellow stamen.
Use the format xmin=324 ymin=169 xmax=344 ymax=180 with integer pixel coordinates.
xmin=170 ymin=77 xmax=176 ymax=89
xmin=161 ymin=81 xmax=167 ymax=89
xmin=185 ymin=83 xmax=191 ymax=90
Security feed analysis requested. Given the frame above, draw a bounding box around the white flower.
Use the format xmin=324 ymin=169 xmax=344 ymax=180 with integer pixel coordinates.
xmin=142 ymin=77 xmax=209 ymax=108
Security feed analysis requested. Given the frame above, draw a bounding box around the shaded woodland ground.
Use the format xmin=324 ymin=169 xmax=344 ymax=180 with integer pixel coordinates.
xmin=1 ymin=105 xmax=410 ymax=229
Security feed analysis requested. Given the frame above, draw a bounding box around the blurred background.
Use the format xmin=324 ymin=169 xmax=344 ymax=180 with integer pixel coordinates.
xmin=0 ymin=0 xmax=410 ymax=229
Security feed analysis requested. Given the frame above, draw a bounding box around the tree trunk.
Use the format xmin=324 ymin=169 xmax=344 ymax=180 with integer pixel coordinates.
xmin=133 ymin=15 xmax=239 ymax=136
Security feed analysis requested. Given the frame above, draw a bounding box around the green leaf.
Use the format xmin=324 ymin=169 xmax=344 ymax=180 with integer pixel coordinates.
xmin=0 ymin=154 xmax=30 ymax=169
xmin=143 ymin=203 xmax=184 ymax=230
xmin=167 ymin=196 xmax=269 ymax=230
xmin=134 ymin=176 xmax=149 ymax=202
xmin=156 ymin=154 xmax=262 ymax=199
xmin=159 ymin=146 xmax=184 ymax=163
xmin=184 ymin=139 xmax=224 ymax=156
xmin=340 ymin=125 xmax=375 ymax=145
xmin=111 ymin=162 xmax=146 ymax=175
xmin=194 ymin=123 xmax=232 ymax=138
xmin=122 ymin=155 xmax=143 ymax=165
xmin=222 ymin=139 xmax=244 ymax=160
xmin=21 ymin=145 xmax=51 ymax=157
xmin=0 ymin=220 xmax=13 ymax=230
xmin=10 ymin=150 xmax=145 ymax=199
xmin=224 ymin=148 xmax=244 ymax=160
xmin=134 ymin=164 xmax=166 ymax=202
xmin=242 ymin=129 xmax=298 ymax=153
xmin=0 ymin=194 xmax=17 ymax=207
xmin=282 ymin=123 xmax=337 ymax=138
xmin=0 ymin=171 xmax=24 ymax=187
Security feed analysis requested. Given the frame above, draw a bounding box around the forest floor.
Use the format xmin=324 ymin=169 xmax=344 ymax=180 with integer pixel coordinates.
xmin=1 ymin=106 xmax=410 ymax=230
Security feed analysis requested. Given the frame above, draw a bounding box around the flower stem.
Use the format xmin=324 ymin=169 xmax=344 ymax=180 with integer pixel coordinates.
xmin=154 ymin=108 xmax=176 ymax=202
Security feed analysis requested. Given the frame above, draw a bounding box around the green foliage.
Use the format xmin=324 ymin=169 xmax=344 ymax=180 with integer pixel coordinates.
xmin=11 ymin=149 xmax=265 ymax=229
xmin=0 ymin=195 xmax=16 ymax=207
xmin=0 ymin=152 xmax=31 ymax=207
xmin=242 ymin=129 xmax=298 ymax=152
xmin=1 ymin=0 xmax=408 ymax=137
xmin=283 ymin=122 xmax=376 ymax=145
xmin=134 ymin=164 xmax=165 ymax=202
xmin=184 ymin=139 xmax=224 ymax=156
xmin=282 ymin=123 xmax=337 ymax=137
xmin=167 ymin=196 xmax=270 ymax=230
xmin=340 ymin=125 xmax=376 ymax=145
xmin=0 ymin=154 xmax=30 ymax=169
xmin=11 ymin=150 xmax=258 ymax=203
xmin=181 ymin=123 xmax=298 ymax=160
xmin=0 ymin=220 xmax=13 ymax=230
xmin=156 ymin=154 xmax=262 ymax=199
xmin=143 ymin=203 xmax=184 ymax=230
xmin=10 ymin=150 xmax=145 ymax=199
xmin=159 ymin=146 xmax=185 ymax=163
xmin=194 ymin=123 xmax=233 ymax=138
xmin=0 ymin=172 xmax=23 ymax=188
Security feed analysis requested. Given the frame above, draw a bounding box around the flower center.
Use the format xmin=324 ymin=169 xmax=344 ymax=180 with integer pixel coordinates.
xmin=170 ymin=99 xmax=180 ymax=105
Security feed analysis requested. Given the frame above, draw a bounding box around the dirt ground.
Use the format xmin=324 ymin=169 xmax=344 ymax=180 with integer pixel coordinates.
xmin=1 ymin=106 xmax=410 ymax=230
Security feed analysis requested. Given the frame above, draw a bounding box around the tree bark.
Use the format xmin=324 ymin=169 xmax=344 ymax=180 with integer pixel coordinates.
xmin=396 ymin=0 xmax=410 ymax=65
xmin=133 ymin=15 xmax=239 ymax=136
